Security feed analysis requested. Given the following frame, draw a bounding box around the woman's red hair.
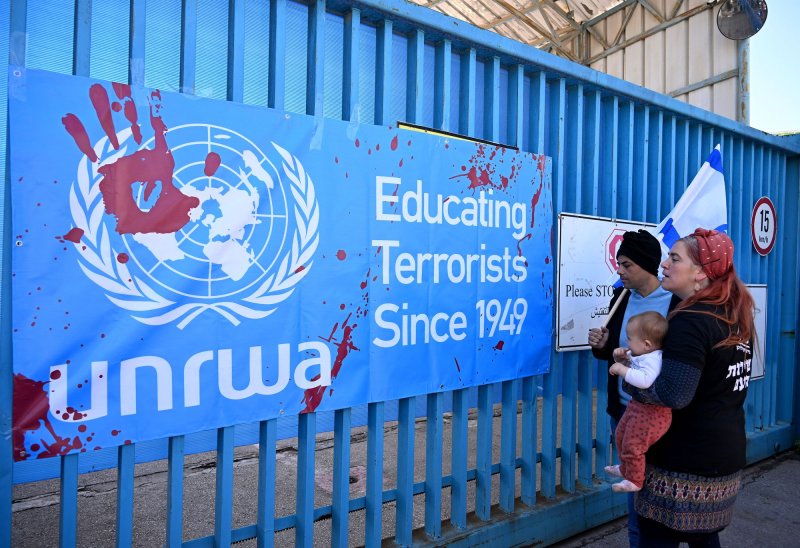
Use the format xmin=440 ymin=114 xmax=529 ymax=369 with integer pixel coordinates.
xmin=669 ymin=234 xmax=755 ymax=348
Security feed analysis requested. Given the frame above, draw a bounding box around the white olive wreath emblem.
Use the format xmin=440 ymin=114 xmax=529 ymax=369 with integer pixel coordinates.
xmin=69 ymin=131 xmax=319 ymax=329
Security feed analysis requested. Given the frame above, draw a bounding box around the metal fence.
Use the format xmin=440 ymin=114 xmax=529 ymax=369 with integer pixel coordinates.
xmin=2 ymin=0 xmax=798 ymax=546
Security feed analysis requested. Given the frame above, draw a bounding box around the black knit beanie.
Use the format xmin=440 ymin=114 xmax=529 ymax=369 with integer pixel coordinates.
xmin=616 ymin=229 xmax=661 ymax=276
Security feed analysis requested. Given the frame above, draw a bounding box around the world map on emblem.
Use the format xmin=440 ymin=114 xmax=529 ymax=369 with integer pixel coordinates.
xmin=117 ymin=124 xmax=289 ymax=299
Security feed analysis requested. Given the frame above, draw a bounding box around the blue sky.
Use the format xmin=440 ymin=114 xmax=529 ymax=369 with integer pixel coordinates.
xmin=750 ymin=0 xmax=800 ymax=134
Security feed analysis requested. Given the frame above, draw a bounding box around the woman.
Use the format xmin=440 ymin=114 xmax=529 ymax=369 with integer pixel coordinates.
xmin=625 ymin=228 xmax=755 ymax=548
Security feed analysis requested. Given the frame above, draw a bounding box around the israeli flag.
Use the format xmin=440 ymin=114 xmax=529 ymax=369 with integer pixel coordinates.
xmin=655 ymin=144 xmax=728 ymax=251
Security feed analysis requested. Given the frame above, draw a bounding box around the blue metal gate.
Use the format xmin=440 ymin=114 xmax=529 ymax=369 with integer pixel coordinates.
xmin=2 ymin=0 xmax=798 ymax=546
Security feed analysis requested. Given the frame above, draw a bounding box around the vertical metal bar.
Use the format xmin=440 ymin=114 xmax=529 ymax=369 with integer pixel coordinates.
xmin=268 ymin=0 xmax=286 ymax=110
xmin=585 ymin=91 xmax=601 ymax=215
xmin=116 ymin=444 xmax=135 ymax=548
xmin=458 ymin=48 xmax=476 ymax=137
xmin=227 ymin=0 xmax=245 ymax=102
xmin=662 ymin=115 xmax=676 ymax=215
xmin=520 ymin=377 xmax=537 ymax=506
xmin=595 ymin=350 xmax=611 ymax=475
xmin=450 ymin=388 xmax=468 ymax=527
xmin=577 ymin=353 xmax=593 ymax=486
xmin=214 ymin=427 xmax=234 ymax=547
xmin=541 ymin=359 xmax=558 ymax=498
xmin=306 ymin=0 xmax=325 ymax=116
xmin=9 ymin=0 xmax=27 ymax=66
xmin=366 ymin=402 xmax=384 ymax=548
xmin=529 ymin=72 xmax=546 ymax=155
xmin=475 ymin=384 xmax=492 ymax=520
xmin=768 ymin=152 xmax=781 ymax=427
xmin=166 ymin=436 xmax=185 ymax=548
xmin=395 ymin=397 xmax=414 ymax=545
xmin=331 ymin=409 xmax=351 ymax=548
xmin=508 ymin=64 xmax=524 ymax=148
xmin=499 ymin=380 xmax=517 ymax=512
xmin=59 ymin=454 xmax=79 ymax=548
xmin=425 ymin=393 xmax=443 ymax=538
xmin=73 ymin=0 xmax=92 ymax=77
xmin=180 ymin=0 xmax=197 ymax=95
xmin=484 ymin=56 xmax=500 ymax=142
xmin=128 ymin=0 xmax=146 ymax=87
xmin=406 ymin=29 xmax=424 ymax=125
xmin=632 ymin=106 xmax=648 ymax=221
xmin=602 ymin=96 xmax=619 ymax=218
xmin=560 ymin=355 xmax=577 ymax=493
xmin=257 ymin=420 xmax=276 ymax=548
xmin=779 ymin=155 xmax=799 ymax=426
xmin=1 ymin=10 xmax=24 ymax=548
xmin=433 ymin=39 xmax=452 ymax=132
xmin=374 ymin=19 xmax=392 ymax=125
xmin=296 ymin=413 xmax=316 ymax=548
xmin=648 ymin=109 xmax=664 ymax=222
xmin=342 ymin=8 xmax=360 ymax=122
xmin=2 ymin=5 xmax=18 ymax=546
xmin=565 ymin=84 xmax=583 ymax=210
xmin=617 ymin=100 xmax=634 ymax=219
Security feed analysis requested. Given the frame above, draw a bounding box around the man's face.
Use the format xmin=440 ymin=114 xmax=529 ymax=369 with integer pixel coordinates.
xmin=616 ymin=254 xmax=652 ymax=291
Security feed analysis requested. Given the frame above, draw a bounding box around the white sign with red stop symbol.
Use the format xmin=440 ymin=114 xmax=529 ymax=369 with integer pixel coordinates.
xmin=751 ymin=197 xmax=777 ymax=256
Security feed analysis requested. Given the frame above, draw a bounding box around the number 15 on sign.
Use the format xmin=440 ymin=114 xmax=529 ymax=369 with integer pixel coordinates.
xmin=751 ymin=197 xmax=777 ymax=256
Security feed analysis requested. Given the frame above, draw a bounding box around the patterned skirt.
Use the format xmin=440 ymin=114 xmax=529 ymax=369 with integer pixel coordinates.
xmin=635 ymin=464 xmax=742 ymax=534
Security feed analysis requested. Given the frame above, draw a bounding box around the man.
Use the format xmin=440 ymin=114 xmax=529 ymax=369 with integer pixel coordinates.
xmin=588 ymin=229 xmax=680 ymax=548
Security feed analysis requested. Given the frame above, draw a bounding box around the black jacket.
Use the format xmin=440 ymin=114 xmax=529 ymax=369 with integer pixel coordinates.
xmin=591 ymin=287 xmax=681 ymax=421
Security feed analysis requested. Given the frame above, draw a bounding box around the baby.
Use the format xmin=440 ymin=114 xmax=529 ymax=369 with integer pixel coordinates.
xmin=605 ymin=310 xmax=670 ymax=492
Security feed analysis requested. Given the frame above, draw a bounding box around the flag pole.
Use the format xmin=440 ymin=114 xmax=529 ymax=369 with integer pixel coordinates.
xmin=601 ymin=288 xmax=628 ymax=329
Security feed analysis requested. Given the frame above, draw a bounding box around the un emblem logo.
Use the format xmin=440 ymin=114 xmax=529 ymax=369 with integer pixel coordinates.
xmin=69 ymin=123 xmax=319 ymax=329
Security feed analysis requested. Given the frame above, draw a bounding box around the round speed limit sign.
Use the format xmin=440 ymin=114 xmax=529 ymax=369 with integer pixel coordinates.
xmin=751 ymin=197 xmax=777 ymax=256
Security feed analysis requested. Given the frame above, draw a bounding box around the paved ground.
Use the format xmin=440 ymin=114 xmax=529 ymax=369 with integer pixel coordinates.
xmin=552 ymin=449 xmax=800 ymax=548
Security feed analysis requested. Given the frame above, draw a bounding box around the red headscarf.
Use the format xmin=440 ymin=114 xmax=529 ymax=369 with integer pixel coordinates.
xmin=693 ymin=228 xmax=734 ymax=280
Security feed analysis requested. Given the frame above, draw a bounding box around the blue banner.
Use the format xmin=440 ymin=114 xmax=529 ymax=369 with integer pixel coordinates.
xmin=8 ymin=67 xmax=552 ymax=461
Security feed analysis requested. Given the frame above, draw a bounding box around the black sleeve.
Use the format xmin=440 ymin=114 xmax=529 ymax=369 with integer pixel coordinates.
xmin=627 ymin=311 xmax=709 ymax=408
xmin=625 ymin=358 xmax=702 ymax=408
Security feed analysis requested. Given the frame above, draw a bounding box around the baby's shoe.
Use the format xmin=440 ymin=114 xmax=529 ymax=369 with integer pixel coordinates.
xmin=604 ymin=465 xmax=622 ymax=478
xmin=612 ymin=479 xmax=641 ymax=493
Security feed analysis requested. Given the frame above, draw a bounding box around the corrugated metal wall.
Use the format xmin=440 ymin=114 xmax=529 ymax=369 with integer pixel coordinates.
xmin=1 ymin=0 xmax=799 ymax=546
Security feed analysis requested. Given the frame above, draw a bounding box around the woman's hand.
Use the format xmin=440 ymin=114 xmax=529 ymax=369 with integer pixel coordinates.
xmin=588 ymin=327 xmax=609 ymax=349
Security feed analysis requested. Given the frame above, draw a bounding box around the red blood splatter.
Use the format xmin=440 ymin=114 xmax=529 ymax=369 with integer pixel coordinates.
xmin=390 ymin=135 xmax=398 ymax=150
xmin=454 ymin=358 xmax=461 ymax=372
xmin=368 ymin=148 xmax=372 ymax=155
xmin=493 ymin=341 xmax=505 ymax=350
xmin=112 ymin=82 xmax=132 ymax=100
xmin=295 ymin=265 xmax=305 ymax=274
xmin=530 ymin=183 xmax=543 ymax=227
xmin=204 ymin=152 xmax=221 ymax=176
xmin=407 ymin=140 xmax=411 ymax=146
xmin=339 ymin=304 xmax=345 ymax=310
xmin=517 ymin=233 xmax=531 ymax=257
xmin=111 ymin=102 xmax=122 ymax=112
xmin=50 ymin=370 xmax=62 ymax=380
xmin=375 ymin=143 xmax=380 ymax=151
xmin=301 ymin=316 xmax=359 ymax=413
xmin=89 ymin=84 xmax=119 ymax=149
xmin=97 ymin=90 xmax=200 ymax=234
xmin=62 ymin=114 xmax=98 ymax=162
xmin=399 ymin=159 xmax=403 ymax=168
xmin=335 ymin=156 xmax=339 ymax=163
xmin=111 ymin=430 xmax=121 ymax=436
xmin=336 ymin=250 xmax=347 ymax=260
xmin=63 ymin=227 xmax=84 ymax=243
xmin=117 ymin=253 xmax=129 ymax=263
xmin=355 ymin=138 xmax=360 ymax=148
xmin=545 ymin=256 xmax=550 ymax=264
xmin=360 ymin=280 xmax=367 ymax=289
xmin=78 ymin=425 xmax=87 ymax=433
xmin=12 ymin=374 xmax=82 ymax=461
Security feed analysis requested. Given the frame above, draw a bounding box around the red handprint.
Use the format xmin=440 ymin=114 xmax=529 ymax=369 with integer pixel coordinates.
xmin=62 ymin=82 xmax=199 ymax=235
